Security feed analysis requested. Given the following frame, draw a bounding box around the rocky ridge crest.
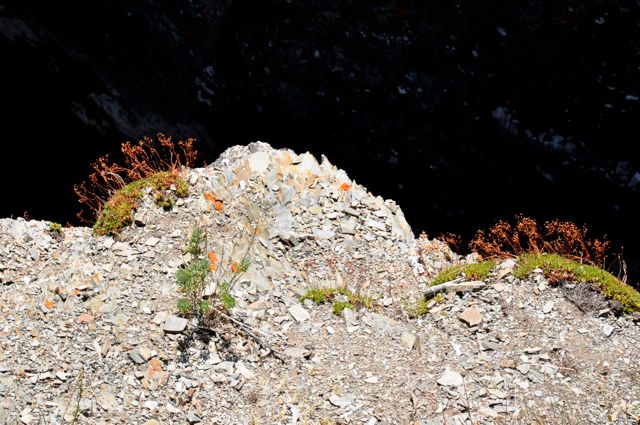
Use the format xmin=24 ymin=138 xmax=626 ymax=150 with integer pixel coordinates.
xmin=0 ymin=143 xmax=639 ymax=424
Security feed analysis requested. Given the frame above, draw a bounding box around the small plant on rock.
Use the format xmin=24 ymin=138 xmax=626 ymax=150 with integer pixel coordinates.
xmin=300 ymin=287 xmax=373 ymax=314
xmin=430 ymin=260 xmax=495 ymax=286
xmin=176 ymin=226 xmax=252 ymax=317
xmin=75 ymin=133 xmax=197 ymax=235
xmin=49 ymin=222 xmax=63 ymax=233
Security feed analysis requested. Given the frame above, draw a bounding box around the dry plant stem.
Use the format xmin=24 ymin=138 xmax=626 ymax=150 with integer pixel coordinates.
xmin=62 ymin=370 xmax=84 ymax=425
xmin=200 ymin=307 xmax=286 ymax=362
xmin=461 ymin=376 xmax=475 ymax=425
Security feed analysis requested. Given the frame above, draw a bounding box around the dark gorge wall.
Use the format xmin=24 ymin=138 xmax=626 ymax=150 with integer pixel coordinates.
xmin=1 ymin=0 xmax=639 ymax=278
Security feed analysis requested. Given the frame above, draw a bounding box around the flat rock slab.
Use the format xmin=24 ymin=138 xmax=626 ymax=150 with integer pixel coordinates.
xmin=459 ymin=307 xmax=483 ymax=326
xmin=163 ymin=315 xmax=188 ymax=333
xmin=289 ymin=304 xmax=310 ymax=322
xmin=329 ymin=393 xmax=355 ymax=408
xmin=437 ymin=367 xmax=464 ymax=387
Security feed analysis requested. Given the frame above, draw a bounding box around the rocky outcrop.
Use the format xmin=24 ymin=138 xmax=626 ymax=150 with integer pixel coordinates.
xmin=1 ymin=145 xmax=639 ymax=424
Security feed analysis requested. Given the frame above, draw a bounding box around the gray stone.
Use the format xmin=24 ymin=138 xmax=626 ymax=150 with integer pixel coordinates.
xmin=312 ymin=228 xmax=335 ymax=239
xmin=343 ymin=308 xmax=358 ymax=326
xmin=284 ymin=347 xmax=310 ymax=359
xmin=247 ymin=151 xmax=271 ymax=173
xmin=187 ymin=411 xmax=202 ymax=424
xmin=340 ymin=219 xmax=356 ymax=235
xmin=481 ymin=341 xmax=500 ymax=351
xmin=144 ymin=400 xmax=159 ymax=409
xmin=362 ymin=312 xmax=395 ymax=333
xmin=401 ymin=332 xmax=417 ymax=350
xmin=129 ymin=350 xmax=147 ymax=365
xmin=145 ymin=237 xmax=160 ymax=247
xmin=344 ymin=207 xmax=360 ymax=217
xmin=366 ymin=220 xmax=386 ymax=231
xmin=163 ymin=315 xmax=188 ymax=333
xmin=528 ymin=370 xmax=545 ymax=383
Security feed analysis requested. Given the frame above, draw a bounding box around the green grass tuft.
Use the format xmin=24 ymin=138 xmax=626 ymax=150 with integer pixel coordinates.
xmin=332 ymin=301 xmax=355 ymax=315
xmin=301 ymin=287 xmax=373 ymax=314
xmin=431 ymin=260 xmax=495 ymax=286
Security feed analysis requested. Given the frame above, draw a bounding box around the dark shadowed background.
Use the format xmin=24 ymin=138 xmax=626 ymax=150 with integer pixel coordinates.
xmin=1 ymin=0 xmax=638 ymax=281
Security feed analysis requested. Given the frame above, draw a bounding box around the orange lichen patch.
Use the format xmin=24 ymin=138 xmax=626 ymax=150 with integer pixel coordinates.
xmin=148 ymin=357 xmax=163 ymax=371
xmin=43 ymin=300 xmax=55 ymax=309
xmin=204 ymin=192 xmax=215 ymax=203
xmin=208 ymin=252 xmax=219 ymax=271
xmin=339 ymin=182 xmax=351 ymax=191
xmin=214 ymin=200 xmax=223 ymax=211
xmin=17 ymin=370 xmax=25 ymax=377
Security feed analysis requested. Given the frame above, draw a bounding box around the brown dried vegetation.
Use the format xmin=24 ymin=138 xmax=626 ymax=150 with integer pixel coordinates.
xmin=468 ymin=214 xmax=610 ymax=268
xmin=74 ymin=133 xmax=197 ymax=232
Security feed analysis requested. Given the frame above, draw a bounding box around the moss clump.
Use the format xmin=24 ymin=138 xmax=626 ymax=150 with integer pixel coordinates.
xmin=414 ymin=297 xmax=430 ymax=317
xmin=49 ymin=222 xmax=63 ymax=233
xmin=175 ymin=178 xmax=190 ymax=198
xmin=431 ymin=260 xmax=496 ymax=286
xmin=155 ymin=193 xmax=174 ymax=209
xmin=514 ymin=253 xmax=640 ymax=313
xmin=93 ymin=171 xmax=189 ymax=235
xmin=300 ymin=287 xmax=373 ymax=314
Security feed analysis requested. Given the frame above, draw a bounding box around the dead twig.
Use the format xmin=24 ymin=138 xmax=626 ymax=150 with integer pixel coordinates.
xmin=424 ymin=279 xmax=485 ymax=298
xmin=200 ymin=308 xmax=286 ymax=362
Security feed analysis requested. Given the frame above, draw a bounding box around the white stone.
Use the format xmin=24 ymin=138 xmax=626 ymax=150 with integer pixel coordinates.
xmin=437 ymin=367 xmax=464 ymax=387
xmin=163 ymin=315 xmax=188 ymax=333
xmin=401 ymin=332 xmax=417 ymax=350
xmin=247 ymin=151 xmax=271 ymax=173
xmin=288 ymin=304 xmax=310 ymax=322
xmin=145 ymin=237 xmax=160 ymax=247
xmin=329 ymin=393 xmax=354 ymax=408
xmin=602 ymin=324 xmax=614 ymax=337
xmin=166 ymin=403 xmax=181 ymax=414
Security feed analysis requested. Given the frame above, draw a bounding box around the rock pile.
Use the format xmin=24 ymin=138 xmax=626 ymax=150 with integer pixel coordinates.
xmin=0 ymin=143 xmax=639 ymax=424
